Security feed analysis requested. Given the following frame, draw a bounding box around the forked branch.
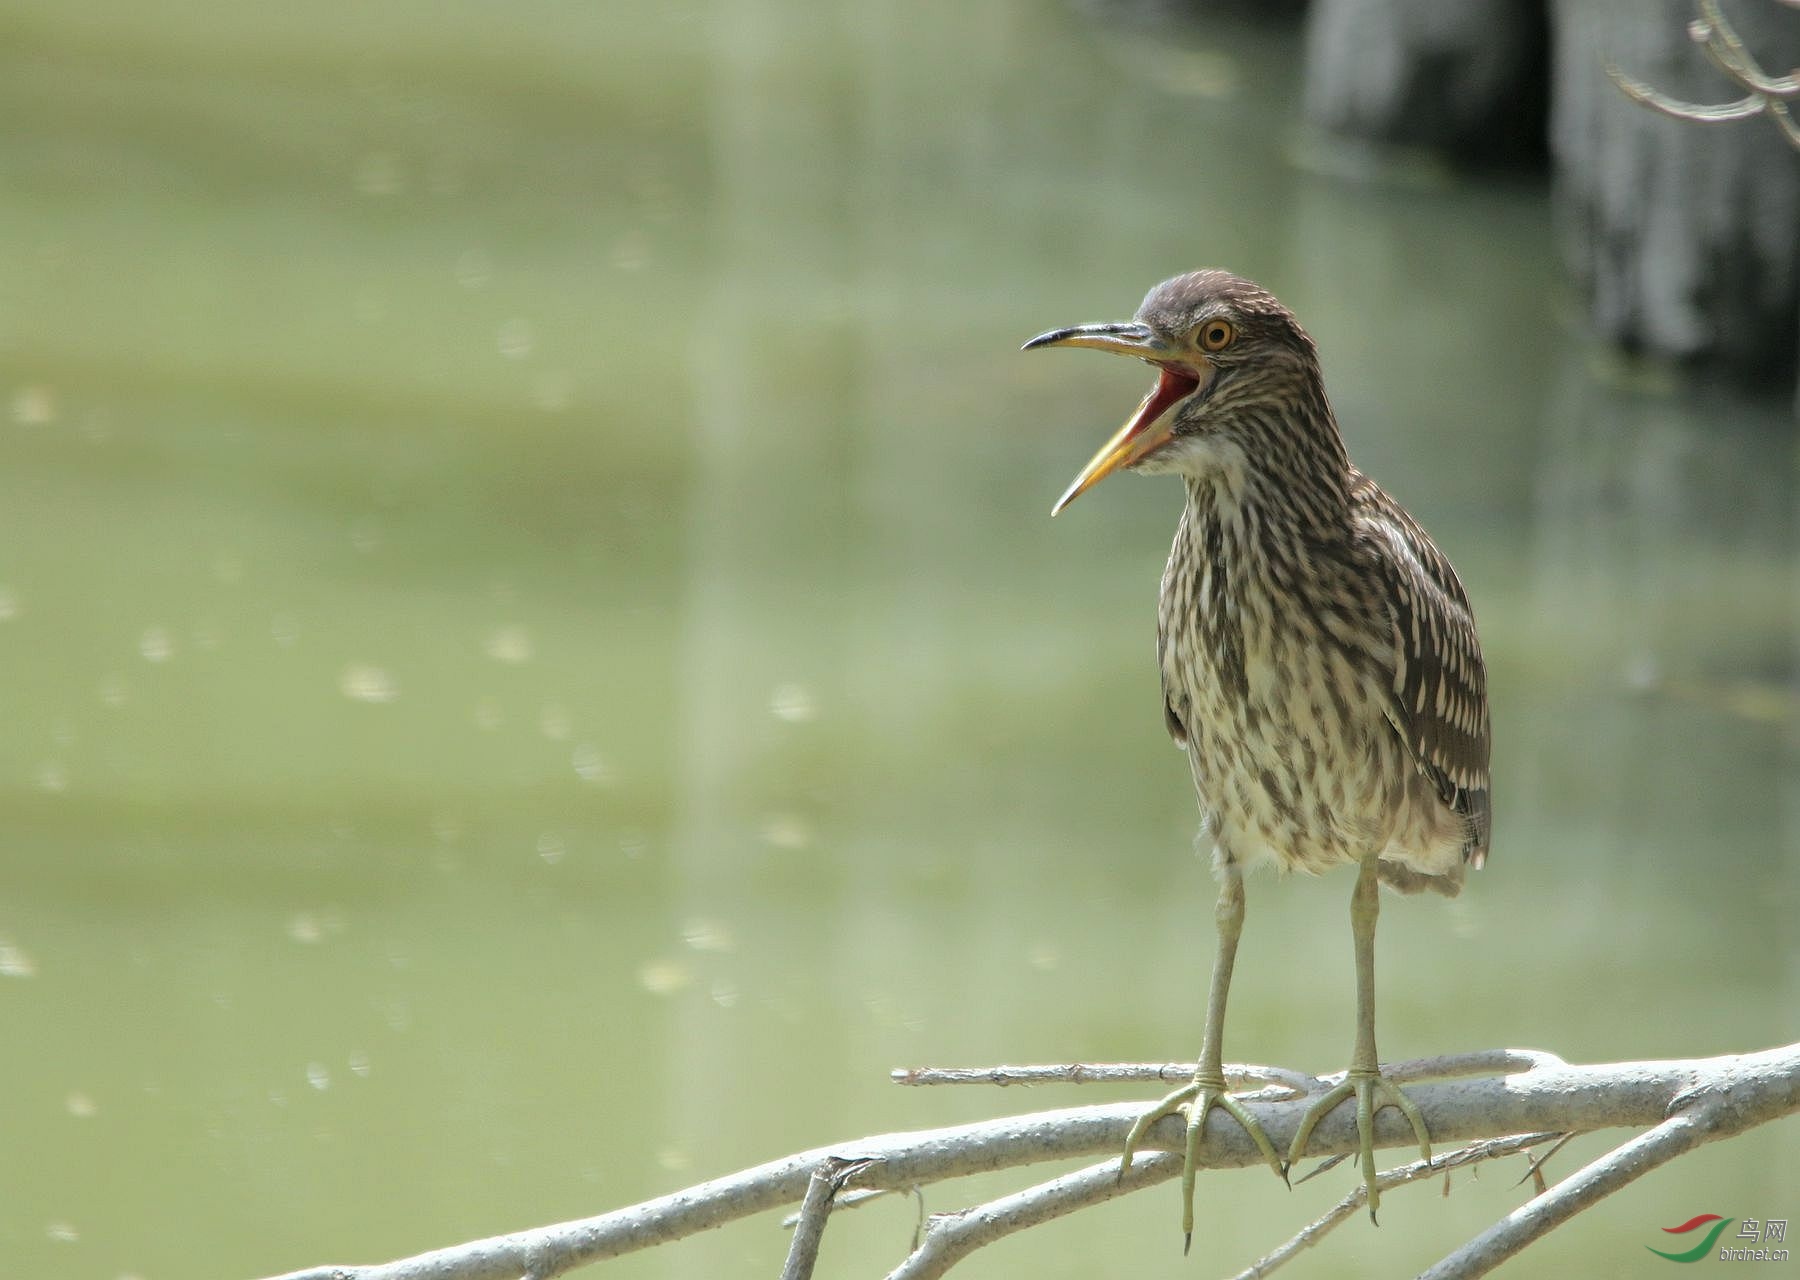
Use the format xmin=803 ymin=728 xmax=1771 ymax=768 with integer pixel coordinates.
xmin=1608 ymin=0 xmax=1800 ymax=147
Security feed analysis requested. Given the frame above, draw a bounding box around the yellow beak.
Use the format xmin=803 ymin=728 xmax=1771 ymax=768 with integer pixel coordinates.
xmin=1022 ymin=322 xmax=1205 ymax=515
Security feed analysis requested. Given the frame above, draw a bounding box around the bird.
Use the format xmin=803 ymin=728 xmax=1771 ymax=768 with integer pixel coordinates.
xmin=1023 ymin=270 xmax=1490 ymax=1245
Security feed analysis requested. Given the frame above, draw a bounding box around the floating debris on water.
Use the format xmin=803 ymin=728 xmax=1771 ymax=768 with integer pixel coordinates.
xmin=139 ymin=627 xmax=173 ymax=663
xmin=484 ymin=625 xmax=534 ymax=665
xmin=340 ymin=664 xmax=399 ymax=703
xmin=12 ymin=384 xmax=56 ymax=426
xmin=572 ymin=743 xmax=612 ymax=785
xmin=760 ymin=813 xmax=812 ymax=850
xmin=680 ymin=917 xmax=734 ymax=953
xmin=638 ymin=959 xmax=692 ymax=996
xmin=0 ymin=939 xmax=37 ymax=978
xmin=770 ymin=682 xmax=818 ymax=723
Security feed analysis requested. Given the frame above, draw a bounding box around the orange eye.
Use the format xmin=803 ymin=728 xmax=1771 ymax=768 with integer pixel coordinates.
xmin=1197 ymin=319 xmax=1235 ymax=352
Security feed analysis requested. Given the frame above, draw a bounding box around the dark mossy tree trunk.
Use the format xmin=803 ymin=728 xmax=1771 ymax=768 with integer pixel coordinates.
xmin=1302 ymin=0 xmax=1550 ymax=161
xmin=1301 ymin=0 xmax=1798 ymax=392
xmin=1551 ymin=0 xmax=1800 ymax=384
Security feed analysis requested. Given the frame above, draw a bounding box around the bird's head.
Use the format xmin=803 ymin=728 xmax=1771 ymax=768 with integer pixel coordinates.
xmin=1024 ymin=270 xmax=1324 ymax=515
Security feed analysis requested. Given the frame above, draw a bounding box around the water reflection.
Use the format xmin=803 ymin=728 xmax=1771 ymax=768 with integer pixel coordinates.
xmin=0 ymin=3 xmax=1794 ymax=1279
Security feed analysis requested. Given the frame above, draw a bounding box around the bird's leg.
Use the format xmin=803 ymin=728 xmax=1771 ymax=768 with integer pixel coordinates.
xmin=1284 ymin=855 xmax=1432 ymax=1222
xmin=1121 ymin=864 xmax=1285 ymax=1249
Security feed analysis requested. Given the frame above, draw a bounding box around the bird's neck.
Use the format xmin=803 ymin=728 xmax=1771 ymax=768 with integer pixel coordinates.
xmin=1180 ymin=392 xmax=1354 ymax=558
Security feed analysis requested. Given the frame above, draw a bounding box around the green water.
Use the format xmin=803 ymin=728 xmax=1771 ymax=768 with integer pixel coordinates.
xmin=2 ymin=4 xmax=1795 ymax=1278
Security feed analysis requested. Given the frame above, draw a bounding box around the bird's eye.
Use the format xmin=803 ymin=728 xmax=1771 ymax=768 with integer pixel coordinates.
xmin=1197 ymin=320 xmax=1236 ymax=353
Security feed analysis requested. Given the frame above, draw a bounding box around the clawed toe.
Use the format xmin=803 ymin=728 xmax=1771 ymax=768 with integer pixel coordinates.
xmin=1284 ymin=1069 xmax=1431 ymax=1221
xmin=1121 ymin=1076 xmax=1286 ymax=1245
xmin=1119 ymin=1082 xmax=1193 ymax=1174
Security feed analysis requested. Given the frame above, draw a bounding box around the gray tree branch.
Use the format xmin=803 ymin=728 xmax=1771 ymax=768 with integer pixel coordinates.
xmin=781 ymin=1158 xmax=874 ymax=1280
xmin=1420 ymin=1052 xmax=1800 ymax=1278
xmin=257 ymin=1041 xmax=1800 ymax=1280
xmin=1227 ymin=1133 xmax=1563 ymax=1280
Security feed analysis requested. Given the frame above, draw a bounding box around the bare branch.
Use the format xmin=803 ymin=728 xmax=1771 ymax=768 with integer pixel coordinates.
xmin=890 ymin=1050 xmax=1564 ymax=1093
xmin=1512 ymin=1131 xmax=1578 ymax=1193
xmin=1772 ymin=100 xmax=1800 ymax=145
xmin=781 ymin=1187 xmax=902 ymax=1226
xmin=1608 ymin=0 xmax=1800 ymax=147
xmin=781 ymin=1159 xmax=874 ymax=1280
xmin=1421 ymin=1050 xmax=1800 ymax=1279
xmin=884 ymin=1152 xmax=1180 ymax=1280
xmin=256 ymin=1042 xmax=1800 ymax=1280
xmin=892 ymin=1061 xmax=1316 ymax=1093
xmin=1605 ymin=67 xmax=1770 ymax=121
xmin=1693 ymin=0 xmax=1800 ymax=96
xmin=1229 ymin=1133 xmax=1565 ymax=1280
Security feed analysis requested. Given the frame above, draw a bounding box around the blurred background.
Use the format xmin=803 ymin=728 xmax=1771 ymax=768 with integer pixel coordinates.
xmin=2 ymin=2 xmax=1796 ymax=1278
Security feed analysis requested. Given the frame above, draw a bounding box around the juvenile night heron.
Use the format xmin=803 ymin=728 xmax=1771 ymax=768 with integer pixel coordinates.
xmin=1024 ymin=271 xmax=1490 ymax=1242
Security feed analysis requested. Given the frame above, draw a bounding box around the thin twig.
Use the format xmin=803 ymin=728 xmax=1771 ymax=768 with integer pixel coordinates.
xmin=892 ymin=1049 xmax=1560 ymax=1094
xmin=883 ymin=1153 xmax=1181 ymax=1280
xmin=1607 ymin=0 xmax=1800 ymax=148
xmin=1228 ymin=1134 xmax=1563 ymax=1280
xmin=1511 ymin=1131 xmax=1578 ymax=1193
xmin=781 ymin=1187 xmax=891 ymax=1227
xmin=1694 ymin=0 xmax=1800 ymax=96
xmin=1608 ymin=65 xmax=1768 ymax=119
xmin=892 ymin=1061 xmax=1319 ymax=1094
xmin=893 ymin=1061 xmax=1198 ymax=1087
xmin=1768 ymin=101 xmax=1799 ymax=146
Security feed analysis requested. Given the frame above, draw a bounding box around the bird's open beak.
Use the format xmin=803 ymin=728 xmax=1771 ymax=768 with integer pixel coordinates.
xmin=1022 ymin=322 xmax=1205 ymax=515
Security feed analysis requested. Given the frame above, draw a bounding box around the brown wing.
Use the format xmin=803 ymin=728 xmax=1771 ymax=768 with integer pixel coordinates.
xmin=1352 ymin=476 xmax=1492 ymax=866
xmin=1162 ymin=694 xmax=1187 ymax=749
xmin=1157 ymin=509 xmax=1191 ymax=750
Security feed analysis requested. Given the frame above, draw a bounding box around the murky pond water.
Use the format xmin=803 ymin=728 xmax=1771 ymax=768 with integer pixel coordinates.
xmin=2 ymin=4 xmax=1795 ymax=1278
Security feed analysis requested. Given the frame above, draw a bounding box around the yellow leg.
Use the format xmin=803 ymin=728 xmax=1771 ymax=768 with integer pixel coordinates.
xmin=1121 ymin=865 xmax=1284 ymax=1251
xmin=1284 ymin=855 xmax=1431 ymax=1222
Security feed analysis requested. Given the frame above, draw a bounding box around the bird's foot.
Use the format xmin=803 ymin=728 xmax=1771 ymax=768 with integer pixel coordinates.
xmin=1284 ymin=1066 xmax=1430 ymax=1223
xmin=1121 ymin=1073 xmax=1286 ymax=1251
